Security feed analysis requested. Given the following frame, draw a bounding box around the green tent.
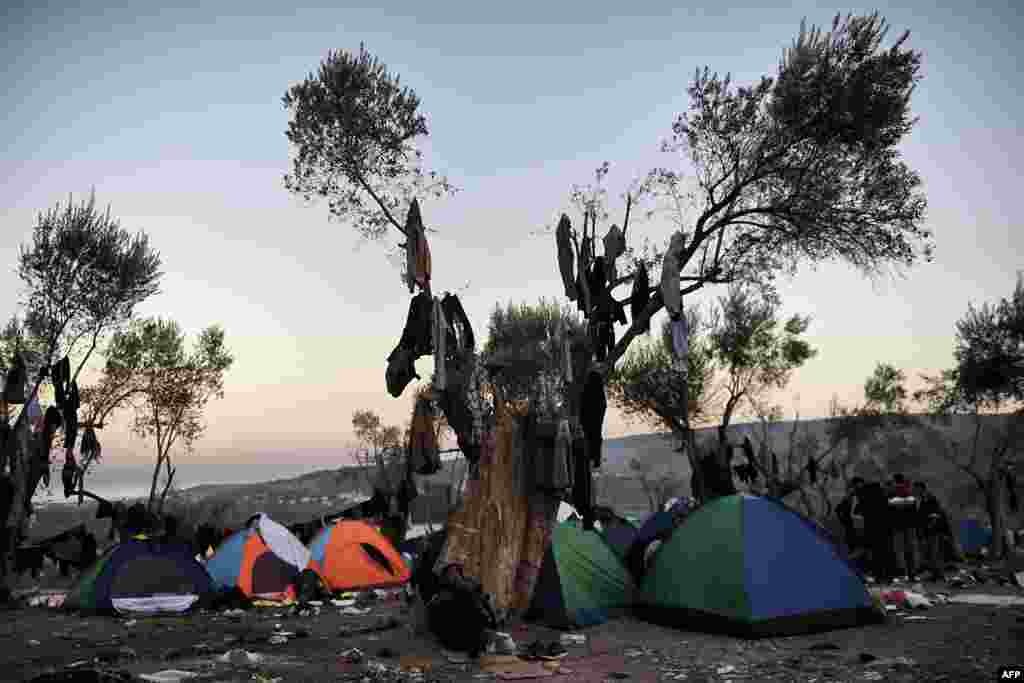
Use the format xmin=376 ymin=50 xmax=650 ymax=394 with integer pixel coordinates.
xmin=524 ymin=520 xmax=636 ymax=629
xmin=639 ymin=494 xmax=883 ymax=637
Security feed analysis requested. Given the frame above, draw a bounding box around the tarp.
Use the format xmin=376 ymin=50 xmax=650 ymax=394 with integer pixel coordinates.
xmin=63 ymin=539 xmax=213 ymax=614
xmin=525 ymin=519 xmax=636 ymax=629
xmin=205 ymin=513 xmax=311 ymax=600
xmin=308 ymin=520 xmax=410 ymax=591
xmin=639 ymin=494 xmax=883 ymax=637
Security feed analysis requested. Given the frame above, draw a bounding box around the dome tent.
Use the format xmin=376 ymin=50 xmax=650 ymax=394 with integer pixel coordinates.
xmin=63 ymin=539 xmax=214 ymax=614
xmin=205 ymin=513 xmax=311 ymax=600
xmin=639 ymin=494 xmax=883 ymax=638
xmin=308 ymin=520 xmax=411 ymax=591
xmin=524 ymin=519 xmax=636 ymax=629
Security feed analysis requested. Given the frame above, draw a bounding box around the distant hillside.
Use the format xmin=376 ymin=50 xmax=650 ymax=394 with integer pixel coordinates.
xmin=31 ymin=413 xmax=1021 ymax=539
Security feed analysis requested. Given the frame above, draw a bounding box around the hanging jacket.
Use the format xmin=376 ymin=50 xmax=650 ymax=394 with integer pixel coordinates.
xmin=405 ymin=199 xmax=429 ymax=293
xmin=433 ymin=298 xmax=447 ymax=390
xmin=50 ymin=357 xmax=68 ymax=408
xmin=603 ymin=224 xmax=626 ymax=283
xmin=580 ymin=371 xmax=606 ymax=468
xmin=631 ymin=262 xmax=650 ymax=332
xmin=398 ymin=292 xmax=435 ymax=357
xmin=555 ymin=215 xmax=577 ymax=301
xmin=386 ymin=345 xmax=420 ymax=398
xmin=415 ymin=228 xmax=432 ymax=293
xmin=771 ymin=452 xmax=779 ymax=477
xmin=661 ymin=231 xmax=686 ymax=319
xmin=742 ymin=436 xmax=756 ymax=466
xmin=441 ymin=293 xmax=475 ymax=353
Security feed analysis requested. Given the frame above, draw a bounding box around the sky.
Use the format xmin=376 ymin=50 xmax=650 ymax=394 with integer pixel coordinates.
xmin=1 ymin=1 xmax=1021 ymax=464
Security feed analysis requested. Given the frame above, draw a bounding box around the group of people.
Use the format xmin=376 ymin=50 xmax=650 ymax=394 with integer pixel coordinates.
xmin=836 ymin=473 xmax=954 ymax=583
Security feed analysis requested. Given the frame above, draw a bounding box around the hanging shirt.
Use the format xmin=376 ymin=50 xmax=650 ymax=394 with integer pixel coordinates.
xmin=556 ymin=215 xmax=577 ymax=301
xmin=661 ymin=231 xmax=687 ymax=319
xmin=630 ymin=262 xmax=650 ymax=332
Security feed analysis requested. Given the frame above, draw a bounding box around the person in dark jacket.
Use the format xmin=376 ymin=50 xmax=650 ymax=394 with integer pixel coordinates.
xmin=886 ymin=473 xmax=918 ymax=581
xmin=836 ymin=477 xmax=865 ymax=556
xmin=913 ymin=481 xmax=948 ymax=581
xmin=854 ymin=478 xmax=892 ymax=582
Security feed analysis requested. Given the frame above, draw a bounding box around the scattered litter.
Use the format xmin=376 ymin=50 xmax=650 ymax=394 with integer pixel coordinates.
xmin=267 ymin=635 xmax=288 ymax=645
xmin=138 ymin=670 xmax=199 ymax=682
xmin=716 ymin=664 xmax=737 ymax=674
xmin=443 ymin=649 xmax=471 ymax=663
xmin=217 ymin=649 xmax=264 ymax=665
xmin=340 ymin=606 xmax=372 ymax=615
xmin=223 ymin=608 xmax=246 ymax=616
xmin=559 ymin=633 xmax=586 ymax=646
xmin=340 ymin=648 xmax=364 ymax=663
xmin=865 ymin=656 xmax=917 ymax=669
xmin=948 ymin=594 xmax=1024 ymax=607
xmin=331 ymin=598 xmax=356 ymax=607
xmin=28 ymin=639 xmax=41 ymax=646
xmin=904 ymin=616 xmax=932 ymax=621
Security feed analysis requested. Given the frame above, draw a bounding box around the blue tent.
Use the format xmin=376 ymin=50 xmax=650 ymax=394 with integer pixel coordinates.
xmin=638 ymin=495 xmax=882 ymax=637
xmin=958 ymin=519 xmax=992 ymax=555
xmin=63 ymin=539 xmax=214 ymax=614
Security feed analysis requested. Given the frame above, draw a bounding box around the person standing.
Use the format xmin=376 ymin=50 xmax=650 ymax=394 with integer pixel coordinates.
xmin=836 ymin=477 xmax=865 ymax=556
xmin=855 ymin=477 xmax=892 ymax=582
xmin=914 ymin=481 xmax=948 ymax=582
xmin=887 ymin=473 xmax=919 ymax=582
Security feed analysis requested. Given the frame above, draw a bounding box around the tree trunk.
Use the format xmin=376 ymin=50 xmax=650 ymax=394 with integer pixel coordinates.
xmin=147 ymin=454 xmax=164 ymax=514
xmin=986 ymin=475 xmax=1006 ymax=559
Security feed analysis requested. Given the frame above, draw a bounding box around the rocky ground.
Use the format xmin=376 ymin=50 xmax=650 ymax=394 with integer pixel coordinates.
xmin=5 ymin=574 xmax=1023 ymax=683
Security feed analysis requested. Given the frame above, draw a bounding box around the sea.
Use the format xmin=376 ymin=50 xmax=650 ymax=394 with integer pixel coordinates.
xmin=33 ymin=459 xmax=340 ymax=506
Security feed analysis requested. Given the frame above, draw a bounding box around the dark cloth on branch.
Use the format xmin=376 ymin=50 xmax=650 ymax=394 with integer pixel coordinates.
xmin=603 ymin=224 xmax=625 ymax=282
xmin=1006 ymin=471 xmax=1018 ymax=512
xmin=556 ymin=215 xmax=577 ymax=301
xmin=81 ymin=427 xmax=101 ymax=462
xmin=399 ymin=292 xmax=435 ymax=357
xmin=772 ymin=452 xmax=779 ymax=477
xmin=441 ymin=293 xmax=475 ymax=353
xmin=386 ymin=346 xmax=419 ymax=398
xmin=631 ymin=262 xmax=650 ymax=332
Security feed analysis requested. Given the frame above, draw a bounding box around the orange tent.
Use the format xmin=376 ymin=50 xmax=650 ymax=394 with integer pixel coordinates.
xmin=307 ymin=520 xmax=410 ymax=591
xmin=205 ymin=514 xmax=311 ymax=600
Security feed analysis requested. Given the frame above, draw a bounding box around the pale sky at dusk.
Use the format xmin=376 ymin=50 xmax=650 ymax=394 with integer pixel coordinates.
xmin=2 ymin=1 xmax=1021 ymax=463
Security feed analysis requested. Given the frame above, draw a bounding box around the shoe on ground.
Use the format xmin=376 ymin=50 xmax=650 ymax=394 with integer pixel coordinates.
xmin=539 ymin=642 xmax=568 ymax=660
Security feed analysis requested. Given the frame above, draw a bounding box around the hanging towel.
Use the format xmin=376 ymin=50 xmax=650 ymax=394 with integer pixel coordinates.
xmin=631 ymin=262 xmax=650 ymax=332
xmin=661 ymin=231 xmax=686 ymax=319
xmin=555 ymin=214 xmax=577 ymax=301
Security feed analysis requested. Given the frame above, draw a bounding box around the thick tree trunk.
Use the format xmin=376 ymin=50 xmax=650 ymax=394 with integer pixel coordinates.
xmin=986 ymin=476 xmax=1006 ymax=559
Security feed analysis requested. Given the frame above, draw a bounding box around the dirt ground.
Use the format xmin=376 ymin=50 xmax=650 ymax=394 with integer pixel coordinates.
xmin=4 ymin=576 xmax=1023 ymax=683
